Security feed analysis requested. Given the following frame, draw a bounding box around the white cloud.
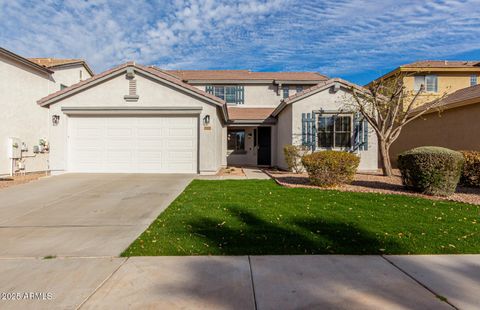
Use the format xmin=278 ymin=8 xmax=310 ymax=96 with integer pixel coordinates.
xmin=1 ymin=0 xmax=480 ymax=83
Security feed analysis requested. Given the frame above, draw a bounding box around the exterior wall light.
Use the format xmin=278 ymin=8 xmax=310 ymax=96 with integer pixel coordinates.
xmin=52 ymin=115 xmax=60 ymax=126
xmin=203 ymin=114 xmax=210 ymax=125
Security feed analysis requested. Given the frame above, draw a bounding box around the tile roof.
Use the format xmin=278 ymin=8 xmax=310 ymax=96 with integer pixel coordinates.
xmin=29 ymin=58 xmax=82 ymax=67
xmin=227 ymin=107 xmax=275 ymax=121
xmin=273 ymin=78 xmax=372 ymax=117
xmin=29 ymin=57 xmax=94 ymax=75
xmin=166 ymin=70 xmax=328 ymax=81
xmin=282 ymin=78 xmax=368 ymax=104
xmin=0 ymin=47 xmax=53 ymax=74
xmin=37 ymin=63 xmax=225 ymax=108
xmin=401 ymin=60 xmax=480 ymax=68
xmin=416 ymin=84 xmax=480 ymax=114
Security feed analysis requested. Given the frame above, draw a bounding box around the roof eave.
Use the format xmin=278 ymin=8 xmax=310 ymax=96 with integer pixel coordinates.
xmin=0 ymin=48 xmax=54 ymax=75
xmin=49 ymin=61 xmax=95 ymax=76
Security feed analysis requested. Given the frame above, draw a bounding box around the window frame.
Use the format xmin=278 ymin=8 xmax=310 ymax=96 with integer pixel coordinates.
xmin=316 ymin=113 xmax=353 ymax=150
xmin=227 ymin=129 xmax=246 ymax=152
xmin=296 ymin=85 xmax=303 ymax=94
xmin=471 ymin=74 xmax=478 ymax=86
xmin=414 ymin=75 xmax=438 ymax=93
xmin=282 ymin=85 xmax=289 ymax=99
xmin=209 ymin=85 xmax=244 ymax=105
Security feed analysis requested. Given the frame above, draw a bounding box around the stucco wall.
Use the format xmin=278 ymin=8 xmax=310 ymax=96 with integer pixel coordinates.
xmin=390 ymin=103 xmax=480 ymax=166
xmin=51 ymin=65 xmax=93 ymax=89
xmin=193 ymin=83 xmax=307 ymax=107
xmin=403 ymin=72 xmax=478 ymax=107
xmin=48 ymin=71 xmax=225 ymax=174
xmin=277 ymin=86 xmax=379 ymax=171
xmin=0 ymin=55 xmax=56 ymax=175
xmin=275 ymin=104 xmax=293 ymax=170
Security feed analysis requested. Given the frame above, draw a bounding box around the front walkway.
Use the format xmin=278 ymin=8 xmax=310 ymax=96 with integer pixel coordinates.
xmin=198 ymin=167 xmax=271 ymax=180
xmin=1 ymin=255 xmax=478 ymax=309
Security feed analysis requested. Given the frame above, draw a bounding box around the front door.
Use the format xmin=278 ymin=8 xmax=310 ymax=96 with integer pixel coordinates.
xmin=257 ymin=126 xmax=271 ymax=166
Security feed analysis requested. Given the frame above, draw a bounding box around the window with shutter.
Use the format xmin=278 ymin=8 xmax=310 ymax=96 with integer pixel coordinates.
xmin=317 ymin=114 xmax=352 ymax=148
xmin=209 ymin=85 xmax=244 ymax=104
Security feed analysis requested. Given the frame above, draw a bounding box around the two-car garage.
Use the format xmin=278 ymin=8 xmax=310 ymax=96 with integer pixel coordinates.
xmin=67 ymin=116 xmax=198 ymax=173
xmin=40 ymin=63 xmax=227 ymax=175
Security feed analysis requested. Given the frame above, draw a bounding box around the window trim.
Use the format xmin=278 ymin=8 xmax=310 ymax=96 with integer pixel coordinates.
xmin=471 ymin=74 xmax=478 ymax=86
xmin=316 ymin=113 xmax=353 ymax=150
xmin=227 ymin=129 xmax=246 ymax=152
xmin=207 ymin=85 xmax=244 ymax=105
xmin=282 ymin=85 xmax=289 ymax=99
xmin=414 ymin=75 xmax=438 ymax=93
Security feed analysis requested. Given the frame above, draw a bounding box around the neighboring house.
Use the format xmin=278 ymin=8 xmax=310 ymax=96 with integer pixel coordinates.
xmin=0 ymin=47 xmax=93 ymax=176
xmin=391 ymin=84 xmax=480 ymax=165
xmin=36 ymin=63 xmax=378 ymax=174
xmin=370 ymin=60 xmax=480 ymax=107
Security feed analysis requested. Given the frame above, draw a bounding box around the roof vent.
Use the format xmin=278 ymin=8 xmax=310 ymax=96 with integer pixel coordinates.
xmin=126 ymin=67 xmax=135 ymax=79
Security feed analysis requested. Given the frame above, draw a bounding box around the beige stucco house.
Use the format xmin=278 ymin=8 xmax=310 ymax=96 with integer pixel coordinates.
xmin=0 ymin=47 xmax=92 ymax=176
xmin=391 ymin=84 xmax=480 ymax=165
xmin=34 ymin=63 xmax=378 ymax=174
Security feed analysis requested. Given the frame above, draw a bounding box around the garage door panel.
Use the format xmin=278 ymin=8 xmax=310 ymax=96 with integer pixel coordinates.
xmin=167 ymin=139 xmax=195 ymax=149
xmin=137 ymin=127 xmax=164 ymax=137
xmin=68 ymin=116 xmax=197 ymax=173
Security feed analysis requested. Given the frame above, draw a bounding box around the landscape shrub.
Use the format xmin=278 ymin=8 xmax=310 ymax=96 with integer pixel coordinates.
xmin=283 ymin=145 xmax=309 ymax=173
xmin=397 ymin=146 xmax=464 ymax=196
xmin=460 ymin=151 xmax=480 ymax=187
xmin=301 ymin=151 xmax=360 ymax=187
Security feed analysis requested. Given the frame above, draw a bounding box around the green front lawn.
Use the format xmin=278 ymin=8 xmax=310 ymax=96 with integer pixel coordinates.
xmin=122 ymin=180 xmax=479 ymax=256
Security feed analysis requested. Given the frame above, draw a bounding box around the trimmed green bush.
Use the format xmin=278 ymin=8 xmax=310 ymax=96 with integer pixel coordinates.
xmin=398 ymin=146 xmax=464 ymax=196
xmin=301 ymin=151 xmax=360 ymax=187
xmin=283 ymin=145 xmax=309 ymax=173
xmin=460 ymin=151 xmax=480 ymax=187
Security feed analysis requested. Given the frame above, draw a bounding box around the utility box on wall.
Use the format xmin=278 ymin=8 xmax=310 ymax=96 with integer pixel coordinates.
xmin=7 ymin=137 xmax=22 ymax=159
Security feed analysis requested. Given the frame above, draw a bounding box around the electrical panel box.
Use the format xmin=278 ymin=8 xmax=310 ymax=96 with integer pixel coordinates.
xmin=7 ymin=137 xmax=22 ymax=159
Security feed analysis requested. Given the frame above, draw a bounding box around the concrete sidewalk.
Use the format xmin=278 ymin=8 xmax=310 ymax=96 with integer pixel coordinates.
xmin=1 ymin=255 xmax=478 ymax=309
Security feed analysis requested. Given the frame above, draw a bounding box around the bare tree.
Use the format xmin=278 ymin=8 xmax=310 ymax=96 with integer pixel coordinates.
xmin=348 ymin=72 xmax=446 ymax=176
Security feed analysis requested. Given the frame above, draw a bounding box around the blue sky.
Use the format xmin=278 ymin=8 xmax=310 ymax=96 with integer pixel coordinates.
xmin=1 ymin=0 xmax=480 ymax=85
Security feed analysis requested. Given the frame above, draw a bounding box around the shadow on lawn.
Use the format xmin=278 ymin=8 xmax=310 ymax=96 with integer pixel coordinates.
xmin=187 ymin=206 xmax=405 ymax=255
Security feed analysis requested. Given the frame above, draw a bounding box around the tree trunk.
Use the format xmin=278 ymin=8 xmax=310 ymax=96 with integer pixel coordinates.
xmin=379 ymin=140 xmax=393 ymax=176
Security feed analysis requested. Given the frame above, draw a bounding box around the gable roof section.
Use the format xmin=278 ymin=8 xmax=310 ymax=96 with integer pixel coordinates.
xmin=414 ymin=84 xmax=480 ymax=114
xmin=0 ymin=47 xmax=53 ymax=75
xmin=166 ymin=69 xmax=328 ymax=83
xmin=29 ymin=57 xmax=95 ymax=76
xmin=272 ymin=78 xmax=369 ymax=116
xmin=37 ymin=62 xmax=228 ymax=120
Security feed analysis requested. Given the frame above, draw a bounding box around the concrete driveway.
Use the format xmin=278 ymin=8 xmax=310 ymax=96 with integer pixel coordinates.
xmin=0 ymin=173 xmax=193 ymax=257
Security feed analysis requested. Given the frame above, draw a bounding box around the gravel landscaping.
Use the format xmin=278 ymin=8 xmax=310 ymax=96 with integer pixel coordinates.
xmin=265 ymin=170 xmax=480 ymax=205
xmin=0 ymin=172 xmax=47 ymax=189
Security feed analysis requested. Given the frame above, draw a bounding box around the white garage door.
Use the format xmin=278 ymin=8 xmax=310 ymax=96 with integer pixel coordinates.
xmin=68 ymin=116 xmax=198 ymax=173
